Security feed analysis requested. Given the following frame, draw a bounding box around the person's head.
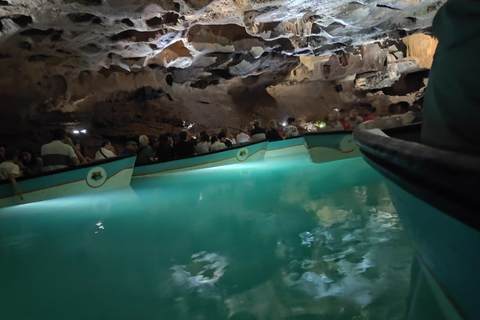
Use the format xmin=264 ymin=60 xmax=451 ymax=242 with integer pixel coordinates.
xmin=253 ymin=121 xmax=261 ymax=129
xmin=360 ymin=103 xmax=376 ymax=115
xmin=326 ymin=112 xmax=338 ymax=123
xmin=19 ymin=147 xmax=36 ymax=164
xmin=4 ymin=148 xmax=19 ymax=162
xmin=240 ymin=125 xmax=248 ymax=133
xmin=287 ymin=117 xmax=295 ymax=125
xmin=139 ymin=135 xmax=149 ymax=147
xmin=126 ymin=141 xmax=137 ymax=150
xmin=0 ymin=144 xmax=6 ymax=156
xmin=200 ymin=132 xmax=210 ymax=142
xmin=220 ymin=126 xmax=230 ymax=135
xmin=218 ymin=132 xmax=227 ymax=142
xmin=179 ymin=131 xmax=188 ymax=142
xmin=152 ymin=139 xmax=159 ymax=147
xmin=211 ymin=136 xmax=218 ymax=144
xmin=52 ymin=128 xmax=66 ymax=141
xmin=101 ymin=140 xmax=111 ymax=148
xmin=159 ymin=134 xmax=168 ymax=143
xmin=267 ymin=119 xmax=278 ymax=131
xmin=349 ymin=108 xmax=358 ymax=118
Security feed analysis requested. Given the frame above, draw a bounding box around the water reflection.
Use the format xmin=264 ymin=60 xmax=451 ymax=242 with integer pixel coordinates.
xmin=0 ymin=158 xmax=413 ymax=320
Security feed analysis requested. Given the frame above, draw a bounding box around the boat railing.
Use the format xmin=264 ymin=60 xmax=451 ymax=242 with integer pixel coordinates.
xmin=354 ymin=123 xmax=480 ymax=231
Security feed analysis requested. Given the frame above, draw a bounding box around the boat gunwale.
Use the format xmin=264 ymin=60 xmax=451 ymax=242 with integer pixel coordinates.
xmin=354 ymin=123 xmax=480 ymax=232
xmin=0 ymin=167 xmax=134 ymax=201
xmin=134 ymin=139 xmax=268 ymax=168
xmin=0 ymin=154 xmax=136 ymax=186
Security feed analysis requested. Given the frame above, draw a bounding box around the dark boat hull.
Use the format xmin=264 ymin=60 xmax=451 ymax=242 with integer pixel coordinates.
xmin=355 ymin=123 xmax=480 ymax=320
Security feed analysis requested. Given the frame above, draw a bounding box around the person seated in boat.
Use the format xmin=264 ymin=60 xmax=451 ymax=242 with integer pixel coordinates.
xmin=220 ymin=126 xmax=236 ymax=146
xmin=0 ymin=148 xmax=23 ymax=199
xmin=250 ymin=121 xmax=266 ymax=141
xmin=338 ymin=109 xmax=351 ymax=130
xmin=150 ymin=138 xmax=160 ymax=159
xmin=320 ymin=112 xmax=344 ymax=132
xmin=186 ymin=131 xmax=197 ymax=149
xmin=156 ymin=133 xmax=176 ymax=162
xmin=236 ymin=125 xmax=253 ymax=144
xmin=210 ymin=134 xmax=227 ymax=152
xmin=266 ymin=119 xmax=283 ymax=141
xmin=73 ymin=141 xmax=93 ymax=163
xmin=0 ymin=143 xmax=6 ymax=164
xmin=119 ymin=141 xmax=137 ymax=156
xmin=136 ymin=135 xmax=157 ymax=166
xmin=283 ymin=117 xmax=299 ymax=138
xmin=41 ymin=128 xmax=79 ymax=172
xmin=174 ymin=131 xmax=195 ymax=158
xmin=95 ymin=140 xmax=116 ymax=161
xmin=195 ymin=132 xmax=211 ymax=155
xmin=345 ymin=108 xmax=363 ymax=129
xmin=18 ymin=147 xmax=43 ymax=176
xmin=360 ymin=104 xmax=376 ymax=122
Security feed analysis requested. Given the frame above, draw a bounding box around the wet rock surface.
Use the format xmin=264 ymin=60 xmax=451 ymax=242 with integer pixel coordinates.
xmin=0 ymin=0 xmax=443 ymax=144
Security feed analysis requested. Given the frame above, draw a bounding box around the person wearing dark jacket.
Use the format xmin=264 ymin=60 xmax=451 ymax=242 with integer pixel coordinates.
xmin=175 ymin=131 xmax=195 ymax=158
xmin=266 ymin=119 xmax=283 ymax=141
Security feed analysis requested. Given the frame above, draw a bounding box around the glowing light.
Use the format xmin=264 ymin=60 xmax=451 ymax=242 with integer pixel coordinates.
xmin=73 ymin=130 xmax=80 ymax=134
xmin=81 ymin=129 xmax=87 ymax=134
xmin=282 ymin=122 xmax=287 ymax=126
xmin=334 ymin=109 xmax=339 ymax=112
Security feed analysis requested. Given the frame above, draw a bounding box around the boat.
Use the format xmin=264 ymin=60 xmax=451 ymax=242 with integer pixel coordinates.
xmin=264 ymin=136 xmax=309 ymax=160
xmin=265 ymin=125 xmax=419 ymax=164
xmin=132 ymin=140 xmax=268 ymax=178
xmin=354 ymin=122 xmax=480 ymax=320
xmin=0 ymin=154 xmax=136 ymax=208
xmin=304 ymin=131 xmax=361 ymax=163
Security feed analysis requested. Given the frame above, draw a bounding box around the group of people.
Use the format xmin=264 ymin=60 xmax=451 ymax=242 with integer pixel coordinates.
xmin=320 ymin=107 xmax=374 ymax=132
xmin=133 ymin=118 xmax=299 ymax=166
xmin=0 ymin=104 xmax=419 ymax=191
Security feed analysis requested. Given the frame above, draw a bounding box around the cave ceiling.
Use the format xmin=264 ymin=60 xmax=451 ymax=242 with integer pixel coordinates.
xmin=0 ymin=0 xmax=444 ymax=140
xmin=0 ymin=0 xmax=443 ymax=80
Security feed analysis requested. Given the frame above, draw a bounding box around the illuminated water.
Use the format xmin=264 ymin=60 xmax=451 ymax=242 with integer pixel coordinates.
xmin=0 ymin=157 xmax=413 ymax=320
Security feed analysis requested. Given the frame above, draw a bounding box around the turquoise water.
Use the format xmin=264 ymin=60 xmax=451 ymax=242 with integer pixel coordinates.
xmin=0 ymin=157 xmax=413 ymax=320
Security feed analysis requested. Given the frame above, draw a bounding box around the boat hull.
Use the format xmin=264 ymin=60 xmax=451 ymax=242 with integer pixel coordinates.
xmin=132 ymin=141 xmax=268 ymax=178
xmin=265 ymin=137 xmax=308 ymax=160
xmin=0 ymin=155 xmax=136 ymax=208
xmin=304 ymin=132 xmax=361 ymax=163
xmin=355 ymin=123 xmax=480 ymax=320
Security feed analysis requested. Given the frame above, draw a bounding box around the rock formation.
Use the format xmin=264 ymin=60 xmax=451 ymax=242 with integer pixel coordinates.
xmin=0 ymin=0 xmax=444 ymax=147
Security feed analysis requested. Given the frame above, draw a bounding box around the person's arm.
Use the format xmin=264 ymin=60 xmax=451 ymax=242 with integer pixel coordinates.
xmin=9 ymin=172 xmax=23 ymax=200
xmin=75 ymin=150 xmax=87 ymax=164
xmin=68 ymin=145 xmax=80 ymax=166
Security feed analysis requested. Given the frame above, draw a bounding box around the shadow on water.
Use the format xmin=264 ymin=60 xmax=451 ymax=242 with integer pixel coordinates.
xmin=0 ymin=157 xmax=414 ymax=320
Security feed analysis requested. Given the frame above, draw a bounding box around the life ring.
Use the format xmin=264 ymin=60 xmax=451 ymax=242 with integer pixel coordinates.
xmin=339 ymin=135 xmax=356 ymax=153
xmin=86 ymin=167 xmax=107 ymax=188
xmin=236 ymin=148 xmax=249 ymax=161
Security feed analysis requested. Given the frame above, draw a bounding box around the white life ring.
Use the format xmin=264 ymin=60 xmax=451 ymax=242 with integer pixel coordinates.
xmin=86 ymin=167 xmax=107 ymax=188
xmin=236 ymin=148 xmax=249 ymax=161
xmin=339 ymin=135 xmax=356 ymax=153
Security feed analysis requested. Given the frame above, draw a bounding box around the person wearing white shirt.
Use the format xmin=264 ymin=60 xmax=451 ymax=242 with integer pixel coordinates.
xmin=95 ymin=140 xmax=116 ymax=161
xmin=236 ymin=125 xmax=252 ymax=144
xmin=41 ymin=128 xmax=79 ymax=172
xmin=210 ymin=135 xmax=227 ymax=152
